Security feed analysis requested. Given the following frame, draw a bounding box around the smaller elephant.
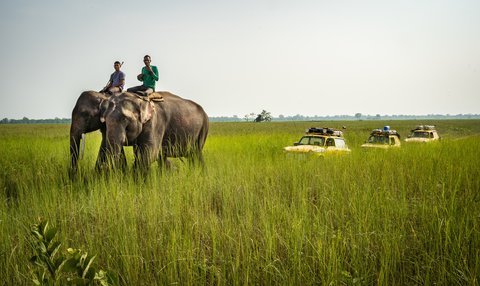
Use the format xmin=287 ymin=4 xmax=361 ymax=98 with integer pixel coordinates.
xmin=101 ymin=91 xmax=208 ymax=172
xmin=69 ymin=91 xmax=126 ymax=174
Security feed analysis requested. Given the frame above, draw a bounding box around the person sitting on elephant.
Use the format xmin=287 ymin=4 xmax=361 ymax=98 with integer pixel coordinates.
xmin=100 ymin=61 xmax=125 ymax=95
xmin=127 ymin=55 xmax=159 ymax=96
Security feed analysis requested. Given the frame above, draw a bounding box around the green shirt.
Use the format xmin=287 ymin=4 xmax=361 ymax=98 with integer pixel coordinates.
xmin=142 ymin=66 xmax=159 ymax=89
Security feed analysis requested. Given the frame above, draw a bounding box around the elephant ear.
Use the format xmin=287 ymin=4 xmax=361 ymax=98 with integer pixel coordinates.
xmin=140 ymin=101 xmax=154 ymax=124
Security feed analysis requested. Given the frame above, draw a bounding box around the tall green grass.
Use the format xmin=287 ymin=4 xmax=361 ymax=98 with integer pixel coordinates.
xmin=1 ymin=120 xmax=479 ymax=285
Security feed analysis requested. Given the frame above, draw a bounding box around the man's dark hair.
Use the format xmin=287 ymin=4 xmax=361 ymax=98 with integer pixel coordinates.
xmin=114 ymin=61 xmax=121 ymax=65
xmin=144 ymin=55 xmax=151 ymax=60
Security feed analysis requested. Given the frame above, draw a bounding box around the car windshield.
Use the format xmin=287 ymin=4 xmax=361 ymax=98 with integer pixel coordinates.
xmin=412 ymin=131 xmax=430 ymax=138
xmin=368 ymin=135 xmax=389 ymax=144
xmin=298 ymin=136 xmax=325 ymax=146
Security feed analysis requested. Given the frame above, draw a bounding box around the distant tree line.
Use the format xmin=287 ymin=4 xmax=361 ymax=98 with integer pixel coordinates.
xmin=1 ymin=113 xmax=479 ymax=124
xmin=0 ymin=117 xmax=71 ymax=124
xmin=210 ymin=113 xmax=480 ymax=122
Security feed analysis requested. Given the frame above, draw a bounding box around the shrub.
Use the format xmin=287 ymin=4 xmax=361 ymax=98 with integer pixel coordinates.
xmin=28 ymin=218 xmax=118 ymax=286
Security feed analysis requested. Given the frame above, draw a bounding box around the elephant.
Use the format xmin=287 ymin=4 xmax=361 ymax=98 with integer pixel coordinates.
xmin=100 ymin=91 xmax=208 ymax=172
xmin=69 ymin=90 xmax=126 ymax=174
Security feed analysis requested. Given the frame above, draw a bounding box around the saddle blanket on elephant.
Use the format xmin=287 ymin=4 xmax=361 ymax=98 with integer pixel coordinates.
xmin=130 ymin=92 xmax=164 ymax=102
xmin=147 ymin=92 xmax=164 ymax=102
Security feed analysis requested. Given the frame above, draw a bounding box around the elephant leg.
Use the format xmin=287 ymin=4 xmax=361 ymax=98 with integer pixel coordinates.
xmin=95 ymin=131 xmax=108 ymax=170
xmin=106 ymin=147 xmax=127 ymax=171
xmin=195 ymin=151 xmax=205 ymax=167
xmin=165 ymin=158 xmax=172 ymax=169
xmin=134 ymin=145 xmax=157 ymax=173
xmin=186 ymin=146 xmax=205 ymax=168
xmin=119 ymin=148 xmax=127 ymax=172
xmin=196 ymin=152 xmax=207 ymax=173
xmin=157 ymin=146 xmax=174 ymax=172
xmin=157 ymin=156 xmax=172 ymax=173
xmin=95 ymin=129 xmax=127 ymax=172
xmin=133 ymin=145 xmax=141 ymax=170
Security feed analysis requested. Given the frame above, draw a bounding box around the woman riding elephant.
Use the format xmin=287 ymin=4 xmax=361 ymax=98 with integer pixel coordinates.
xmin=100 ymin=91 xmax=208 ymax=172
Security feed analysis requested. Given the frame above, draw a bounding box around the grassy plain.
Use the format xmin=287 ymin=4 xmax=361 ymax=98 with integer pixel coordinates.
xmin=1 ymin=120 xmax=479 ymax=285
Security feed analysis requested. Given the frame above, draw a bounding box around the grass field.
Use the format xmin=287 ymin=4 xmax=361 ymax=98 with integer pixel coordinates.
xmin=1 ymin=120 xmax=479 ymax=285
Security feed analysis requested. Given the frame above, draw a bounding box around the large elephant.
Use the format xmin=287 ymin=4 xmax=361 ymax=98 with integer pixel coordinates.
xmin=100 ymin=91 xmax=208 ymax=171
xmin=69 ymin=91 xmax=126 ymax=174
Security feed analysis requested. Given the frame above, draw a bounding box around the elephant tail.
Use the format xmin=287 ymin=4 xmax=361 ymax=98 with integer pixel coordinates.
xmin=197 ymin=118 xmax=209 ymax=151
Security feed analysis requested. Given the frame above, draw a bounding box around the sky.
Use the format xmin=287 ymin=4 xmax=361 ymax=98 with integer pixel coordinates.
xmin=0 ymin=0 xmax=479 ymax=119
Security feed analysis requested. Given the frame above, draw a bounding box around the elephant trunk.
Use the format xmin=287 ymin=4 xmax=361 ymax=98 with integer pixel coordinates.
xmin=69 ymin=132 xmax=81 ymax=176
xmin=69 ymin=115 xmax=86 ymax=174
xmin=106 ymin=123 xmax=127 ymax=167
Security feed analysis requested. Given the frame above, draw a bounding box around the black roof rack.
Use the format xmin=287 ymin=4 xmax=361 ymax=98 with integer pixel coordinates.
xmin=370 ymin=128 xmax=401 ymax=139
xmin=306 ymin=127 xmax=343 ymax=137
xmin=412 ymin=125 xmax=436 ymax=131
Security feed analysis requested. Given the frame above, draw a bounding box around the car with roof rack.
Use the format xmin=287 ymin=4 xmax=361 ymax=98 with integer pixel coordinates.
xmin=361 ymin=126 xmax=401 ymax=149
xmin=405 ymin=125 xmax=440 ymax=143
xmin=284 ymin=127 xmax=351 ymax=156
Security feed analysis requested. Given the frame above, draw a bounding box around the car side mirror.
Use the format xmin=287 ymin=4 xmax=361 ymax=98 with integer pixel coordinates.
xmin=294 ymin=142 xmax=299 ymax=146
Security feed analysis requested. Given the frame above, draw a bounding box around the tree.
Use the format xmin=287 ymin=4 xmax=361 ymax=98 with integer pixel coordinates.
xmin=244 ymin=112 xmax=256 ymax=122
xmin=254 ymin=110 xmax=272 ymax=122
xmin=355 ymin=113 xmax=362 ymax=120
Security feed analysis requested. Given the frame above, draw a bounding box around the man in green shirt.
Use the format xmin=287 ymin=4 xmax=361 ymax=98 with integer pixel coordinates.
xmin=127 ymin=55 xmax=159 ymax=96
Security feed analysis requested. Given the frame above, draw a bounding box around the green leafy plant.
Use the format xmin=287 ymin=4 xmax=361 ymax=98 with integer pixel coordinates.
xmin=28 ymin=219 xmax=118 ymax=286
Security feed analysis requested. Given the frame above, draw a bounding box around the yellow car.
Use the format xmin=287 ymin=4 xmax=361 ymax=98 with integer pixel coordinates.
xmin=361 ymin=126 xmax=401 ymax=149
xmin=284 ymin=127 xmax=351 ymax=156
xmin=405 ymin=125 xmax=440 ymax=143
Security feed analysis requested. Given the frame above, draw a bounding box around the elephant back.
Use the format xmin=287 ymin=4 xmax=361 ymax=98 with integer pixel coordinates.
xmin=154 ymin=91 xmax=209 ymax=155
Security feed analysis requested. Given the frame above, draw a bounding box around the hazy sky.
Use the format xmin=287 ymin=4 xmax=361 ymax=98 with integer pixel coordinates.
xmin=1 ymin=0 xmax=479 ymax=119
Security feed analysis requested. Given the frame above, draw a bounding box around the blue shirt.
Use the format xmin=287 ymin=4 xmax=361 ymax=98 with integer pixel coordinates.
xmin=110 ymin=71 xmax=126 ymax=89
